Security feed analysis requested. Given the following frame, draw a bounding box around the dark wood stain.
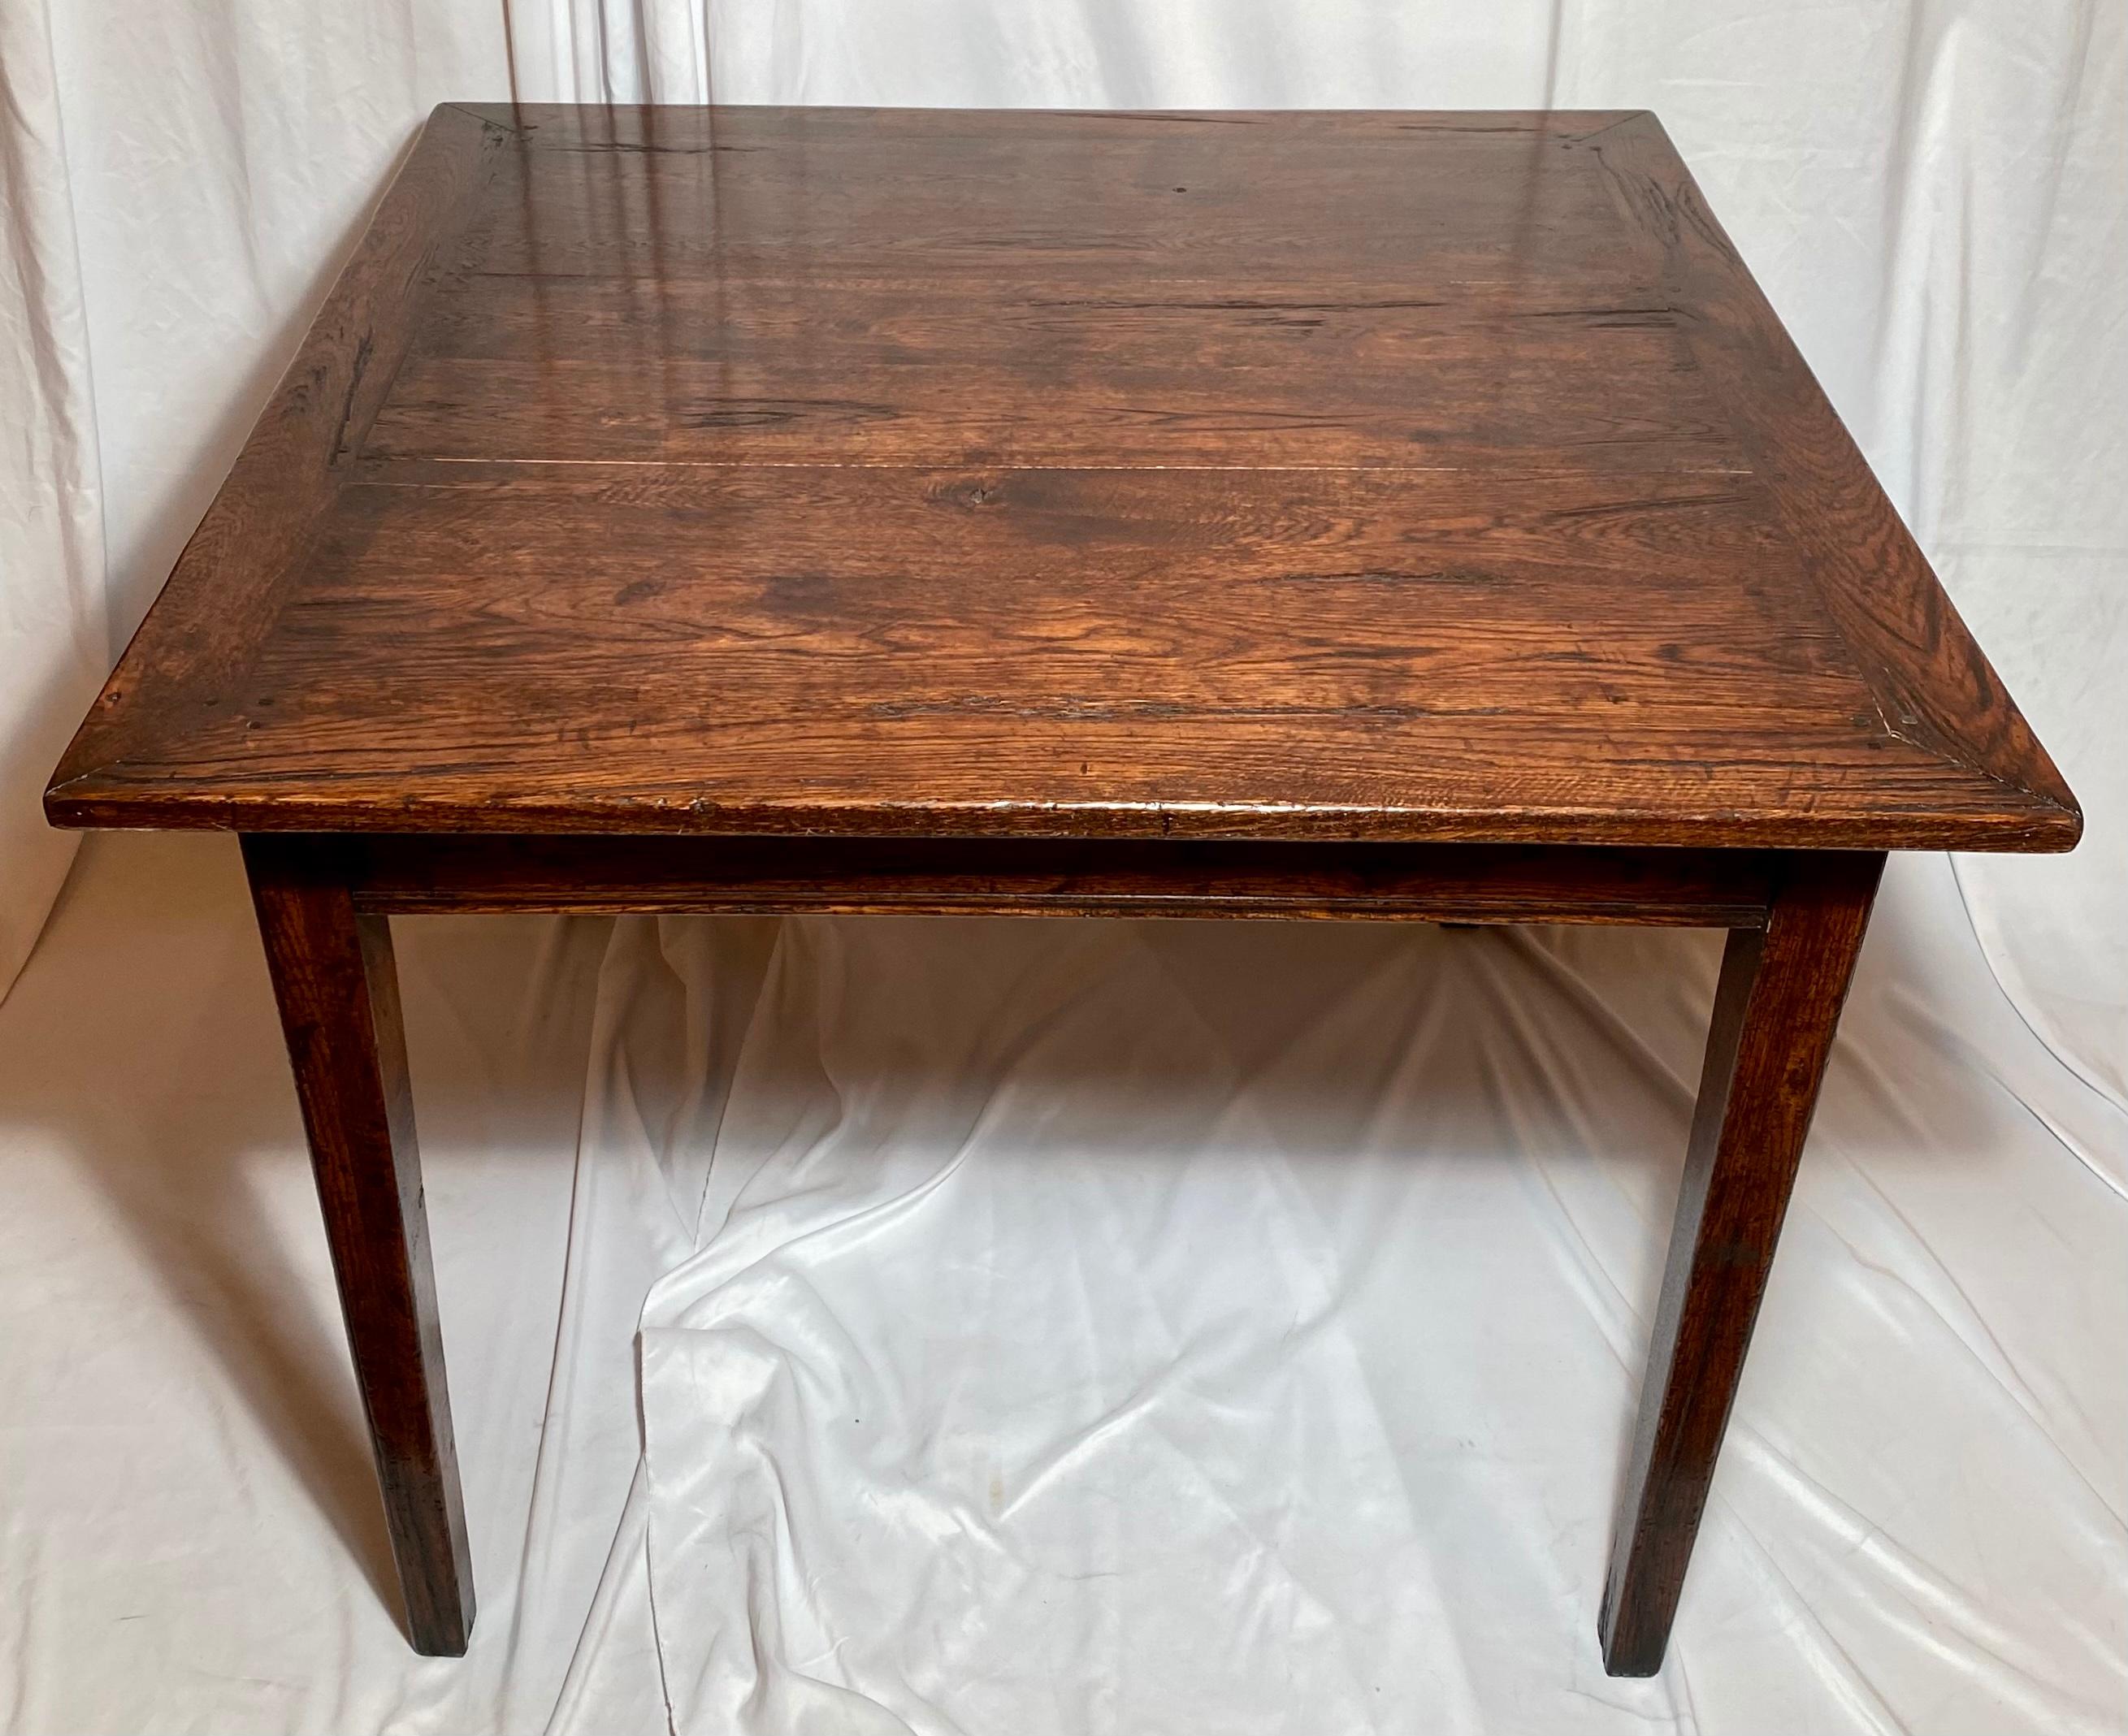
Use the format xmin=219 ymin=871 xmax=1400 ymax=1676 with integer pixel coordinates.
xmin=44 ymin=106 xmax=2077 ymax=851
xmin=244 ymin=835 xmax=476 ymax=1656
xmin=335 ymin=834 xmax=1781 ymax=924
xmin=1599 ymin=849 xmax=1883 ymax=1675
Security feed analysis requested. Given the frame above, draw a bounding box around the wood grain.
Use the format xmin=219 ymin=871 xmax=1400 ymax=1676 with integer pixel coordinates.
xmin=245 ymin=836 xmax=476 ymax=1656
xmin=1583 ymin=117 xmax=2072 ymax=827
xmin=46 ymin=106 xmax=2077 ymax=852
xmin=1599 ymin=848 xmax=1883 ymax=1675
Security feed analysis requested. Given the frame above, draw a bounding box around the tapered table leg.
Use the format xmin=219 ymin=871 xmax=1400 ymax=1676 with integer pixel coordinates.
xmin=1599 ymin=850 xmax=1883 ymax=1676
xmin=243 ymin=836 xmax=476 ymax=1656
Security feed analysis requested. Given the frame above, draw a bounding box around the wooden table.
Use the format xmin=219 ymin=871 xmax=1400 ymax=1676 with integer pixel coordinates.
xmin=46 ymin=104 xmax=2078 ymax=1676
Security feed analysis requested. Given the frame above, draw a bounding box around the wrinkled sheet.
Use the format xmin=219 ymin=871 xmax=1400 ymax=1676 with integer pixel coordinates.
xmin=0 ymin=833 xmax=2119 ymax=1734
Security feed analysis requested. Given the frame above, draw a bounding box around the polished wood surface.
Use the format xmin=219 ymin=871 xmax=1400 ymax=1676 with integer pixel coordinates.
xmin=47 ymin=106 xmax=2076 ymax=850
xmin=245 ymin=836 xmax=475 ymax=1655
xmin=1599 ymin=849 xmax=1883 ymax=1675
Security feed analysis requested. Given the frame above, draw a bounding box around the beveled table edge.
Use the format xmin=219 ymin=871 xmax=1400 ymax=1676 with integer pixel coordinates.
xmin=41 ymin=788 xmax=2082 ymax=853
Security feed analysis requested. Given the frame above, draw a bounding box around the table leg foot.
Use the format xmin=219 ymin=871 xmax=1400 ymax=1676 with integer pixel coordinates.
xmin=1598 ymin=851 xmax=1882 ymax=1677
xmin=245 ymin=838 xmax=476 ymax=1656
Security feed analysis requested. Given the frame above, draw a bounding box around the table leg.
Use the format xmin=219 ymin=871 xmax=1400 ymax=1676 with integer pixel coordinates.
xmin=243 ymin=838 xmax=476 ymax=1656
xmin=1598 ymin=850 xmax=1883 ymax=1676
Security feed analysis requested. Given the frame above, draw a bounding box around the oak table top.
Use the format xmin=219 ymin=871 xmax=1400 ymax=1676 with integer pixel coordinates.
xmin=45 ymin=106 xmax=2078 ymax=1681
xmin=46 ymin=104 xmax=2076 ymax=853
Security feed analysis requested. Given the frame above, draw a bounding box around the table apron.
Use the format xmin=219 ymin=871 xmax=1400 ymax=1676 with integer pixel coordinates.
xmin=242 ymin=834 xmax=1805 ymax=928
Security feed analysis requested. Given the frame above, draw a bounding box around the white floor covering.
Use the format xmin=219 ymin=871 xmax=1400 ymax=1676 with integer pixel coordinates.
xmin=0 ymin=831 xmax=2121 ymax=1734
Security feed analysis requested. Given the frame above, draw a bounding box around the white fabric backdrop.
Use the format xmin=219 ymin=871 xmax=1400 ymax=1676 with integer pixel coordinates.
xmin=0 ymin=0 xmax=103 ymax=993
xmin=1 ymin=3 xmax=2122 ymax=1732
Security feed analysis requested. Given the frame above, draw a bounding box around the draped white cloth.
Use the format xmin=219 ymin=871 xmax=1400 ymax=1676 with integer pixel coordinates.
xmin=0 ymin=0 xmax=103 ymax=993
xmin=0 ymin=4 xmax=2121 ymax=1731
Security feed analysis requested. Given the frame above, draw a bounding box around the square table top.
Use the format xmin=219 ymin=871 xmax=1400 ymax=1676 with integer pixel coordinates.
xmin=47 ymin=104 xmax=2078 ymax=852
